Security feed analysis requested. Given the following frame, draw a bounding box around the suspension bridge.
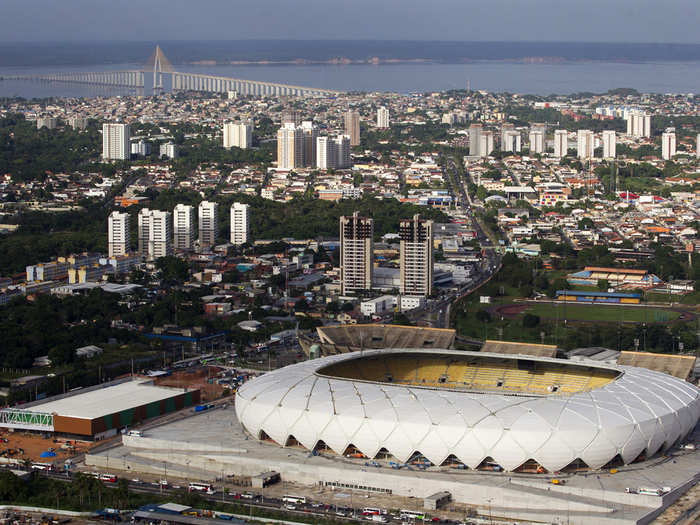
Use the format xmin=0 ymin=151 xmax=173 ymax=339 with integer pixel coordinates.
xmin=1 ymin=46 xmax=342 ymax=98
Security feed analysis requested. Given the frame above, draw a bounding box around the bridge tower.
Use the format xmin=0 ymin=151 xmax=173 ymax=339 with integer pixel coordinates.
xmin=144 ymin=45 xmax=174 ymax=96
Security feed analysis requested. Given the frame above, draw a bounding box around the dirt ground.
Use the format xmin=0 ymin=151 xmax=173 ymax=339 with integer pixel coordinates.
xmin=154 ymin=367 xmax=227 ymax=402
xmin=0 ymin=428 xmax=95 ymax=464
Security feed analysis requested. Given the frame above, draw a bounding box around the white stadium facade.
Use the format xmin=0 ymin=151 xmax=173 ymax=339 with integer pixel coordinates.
xmin=236 ymin=349 xmax=700 ymax=473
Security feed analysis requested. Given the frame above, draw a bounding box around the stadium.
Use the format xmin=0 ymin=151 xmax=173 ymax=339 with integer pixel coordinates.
xmin=235 ymin=349 xmax=700 ymax=472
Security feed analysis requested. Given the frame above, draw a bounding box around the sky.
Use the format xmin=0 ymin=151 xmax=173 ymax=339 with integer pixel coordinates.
xmin=2 ymin=0 xmax=698 ymax=43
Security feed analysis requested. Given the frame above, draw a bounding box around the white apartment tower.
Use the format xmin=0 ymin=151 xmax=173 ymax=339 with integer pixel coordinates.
xmin=479 ymin=131 xmax=494 ymax=157
xmin=335 ymin=135 xmax=352 ymax=169
xmin=696 ymin=133 xmax=700 ymax=158
xmin=377 ymin=106 xmax=390 ymax=128
xmin=138 ymin=208 xmax=172 ymax=261
xmin=626 ymin=111 xmax=651 ymax=138
xmin=469 ymin=124 xmax=482 ymax=156
xmin=223 ymin=121 xmax=253 ymax=149
xmin=553 ymin=129 xmax=568 ymax=158
xmin=198 ymin=200 xmax=218 ymax=249
xmin=577 ymin=130 xmax=595 ymax=159
xmin=662 ymin=129 xmax=676 ymax=160
xmin=316 ymin=136 xmax=337 ymax=170
xmin=108 ymin=211 xmax=130 ymax=257
xmin=340 ymin=212 xmax=374 ymax=295
xmin=529 ymin=130 xmax=545 ymax=154
xmin=277 ymin=123 xmax=303 ymax=170
xmin=230 ymin=202 xmax=250 ymax=246
xmin=399 ymin=214 xmax=433 ymax=297
xmin=102 ymin=123 xmax=130 ymax=160
xmin=344 ymin=110 xmax=360 ymax=146
xmin=173 ymin=204 xmax=195 ymax=251
xmin=602 ymin=130 xmax=616 ymax=159
xmin=501 ymin=125 xmax=521 ymax=153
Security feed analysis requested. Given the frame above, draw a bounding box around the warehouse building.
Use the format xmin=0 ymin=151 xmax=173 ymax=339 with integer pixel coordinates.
xmin=0 ymin=379 xmax=200 ymax=440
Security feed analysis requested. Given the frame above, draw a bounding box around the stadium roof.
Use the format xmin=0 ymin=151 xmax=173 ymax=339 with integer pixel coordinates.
xmin=316 ymin=324 xmax=455 ymax=351
xmin=556 ymin=290 xmax=641 ymax=298
xmin=617 ymin=351 xmax=697 ymax=380
xmin=481 ymin=340 xmax=558 ymax=358
xmin=30 ymin=380 xmax=185 ymax=419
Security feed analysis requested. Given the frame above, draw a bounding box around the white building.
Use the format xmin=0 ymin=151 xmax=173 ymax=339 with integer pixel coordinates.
xmin=223 ymin=121 xmax=253 ymax=149
xmin=102 ymin=123 xmax=130 ymax=160
xmin=662 ymin=129 xmax=676 ymax=160
xmin=501 ymin=129 xmax=521 ymax=153
xmin=697 ymin=133 xmax=700 ymax=158
xmin=399 ymin=214 xmax=433 ymax=297
xmin=300 ymin=121 xmax=318 ymax=167
xmin=602 ymin=130 xmax=616 ymax=159
xmin=316 ymin=136 xmax=337 ymax=170
xmin=131 ymin=140 xmax=151 ymax=157
xmin=230 ymin=202 xmax=250 ymax=246
xmin=336 ymin=134 xmax=352 ymax=169
xmin=469 ymin=124 xmax=482 ymax=156
xmin=577 ymin=130 xmax=594 ymax=159
xmin=478 ymin=131 xmax=494 ymax=157
xmin=108 ymin=211 xmax=130 ymax=257
xmin=36 ymin=117 xmax=57 ymax=129
xmin=138 ymin=208 xmax=172 ymax=261
xmin=277 ymin=123 xmax=303 ymax=170
xmin=360 ymin=295 xmax=396 ymax=317
xmin=529 ymin=130 xmax=545 ymax=154
xmin=400 ymin=295 xmax=426 ymax=312
xmin=68 ymin=117 xmax=88 ymax=130
xmin=198 ymin=200 xmax=218 ymax=249
xmin=626 ymin=111 xmax=651 ymax=138
xmin=340 ymin=212 xmax=374 ymax=295
xmin=159 ymin=142 xmax=178 ymax=159
xmin=173 ymin=204 xmax=195 ymax=251
xmin=553 ymin=129 xmax=568 ymax=158
xmin=377 ymin=107 xmax=390 ymax=128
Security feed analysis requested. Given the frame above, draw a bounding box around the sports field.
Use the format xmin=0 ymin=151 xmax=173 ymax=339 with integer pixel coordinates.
xmin=524 ymin=303 xmax=683 ymax=323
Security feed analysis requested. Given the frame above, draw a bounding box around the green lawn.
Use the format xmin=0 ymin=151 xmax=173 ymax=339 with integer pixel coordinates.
xmin=525 ymin=302 xmax=683 ymax=323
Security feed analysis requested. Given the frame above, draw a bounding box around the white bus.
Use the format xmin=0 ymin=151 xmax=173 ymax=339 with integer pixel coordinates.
xmin=189 ymin=482 xmax=216 ymax=494
xmin=400 ymin=509 xmax=426 ymax=521
xmin=282 ymin=495 xmax=306 ymax=504
xmin=31 ymin=463 xmax=53 ymax=471
xmin=362 ymin=508 xmax=387 ymax=516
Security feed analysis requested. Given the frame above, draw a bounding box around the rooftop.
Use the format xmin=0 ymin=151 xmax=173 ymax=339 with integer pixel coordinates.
xmin=30 ymin=380 xmax=186 ymax=420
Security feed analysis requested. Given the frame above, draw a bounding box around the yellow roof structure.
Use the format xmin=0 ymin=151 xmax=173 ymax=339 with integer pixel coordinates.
xmin=617 ymin=351 xmax=696 ymax=380
xmin=481 ymin=340 xmax=558 ymax=358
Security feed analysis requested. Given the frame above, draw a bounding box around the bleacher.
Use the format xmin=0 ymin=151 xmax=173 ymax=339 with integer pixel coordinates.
xmin=319 ymin=353 xmax=620 ymax=396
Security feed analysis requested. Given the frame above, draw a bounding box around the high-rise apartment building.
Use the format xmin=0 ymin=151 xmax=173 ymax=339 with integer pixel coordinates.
xmin=662 ymin=129 xmax=676 ymax=160
xmin=223 ymin=121 xmax=253 ymax=149
xmin=335 ymin=135 xmax=352 ymax=169
xmin=529 ymin=130 xmax=545 ymax=154
xmin=479 ymin=131 xmax=494 ymax=157
xmin=230 ymin=202 xmax=250 ymax=246
xmin=138 ymin=208 xmax=172 ymax=261
xmin=277 ymin=123 xmax=303 ymax=170
xmin=626 ymin=111 xmax=651 ymax=138
xmin=399 ymin=214 xmax=433 ymax=297
xmin=316 ymin=136 xmax=337 ymax=170
xmin=102 ymin=123 xmax=130 ymax=160
xmin=696 ymin=133 xmax=700 ymax=158
xmin=340 ymin=212 xmax=373 ymax=295
xmin=377 ymin=107 xmax=390 ymax=128
xmin=108 ymin=211 xmax=130 ymax=257
xmin=553 ymin=129 xmax=568 ymax=158
xmin=344 ymin=110 xmax=360 ymax=146
xmin=300 ymin=121 xmax=318 ymax=167
xmin=198 ymin=200 xmax=218 ymax=249
xmin=469 ymin=124 xmax=482 ymax=156
xmin=602 ymin=130 xmax=616 ymax=159
xmin=501 ymin=125 xmax=521 ymax=152
xmin=68 ymin=117 xmax=88 ymax=130
xmin=577 ymin=130 xmax=595 ymax=159
xmin=281 ymin=110 xmax=301 ymax=126
xmin=173 ymin=204 xmax=195 ymax=251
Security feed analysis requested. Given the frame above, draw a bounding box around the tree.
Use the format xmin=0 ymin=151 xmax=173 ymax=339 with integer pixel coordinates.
xmin=475 ymin=310 xmax=492 ymax=323
xmin=155 ymin=256 xmax=189 ymax=283
xmin=522 ymin=313 xmax=540 ymax=328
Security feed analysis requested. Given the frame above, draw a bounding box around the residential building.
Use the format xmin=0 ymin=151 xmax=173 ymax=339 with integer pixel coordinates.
xmin=662 ymin=129 xmax=676 ymax=160
xmin=626 ymin=111 xmax=651 ymax=138
xmin=336 ymin=134 xmax=352 ymax=169
xmin=223 ymin=121 xmax=253 ymax=149
xmin=469 ymin=124 xmax=482 ymax=156
xmin=131 ymin=140 xmax=151 ymax=157
xmin=68 ymin=117 xmax=88 ymax=130
xmin=344 ymin=110 xmax=360 ymax=146
xmin=577 ymin=130 xmax=595 ymax=159
xmin=529 ymin=129 xmax=545 ymax=154
xmin=230 ymin=202 xmax=250 ymax=246
xmin=277 ymin=123 xmax=303 ymax=170
xmin=36 ymin=117 xmax=57 ymax=129
xmin=300 ymin=121 xmax=318 ymax=167
xmin=173 ymin=204 xmax=195 ymax=251
xmin=340 ymin=212 xmax=373 ymax=294
xmin=198 ymin=201 xmax=218 ymax=249
xmin=377 ymin=106 xmax=390 ymax=128
xmin=108 ymin=211 xmax=130 ymax=257
xmin=399 ymin=214 xmax=433 ymax=297
xmin=697 ymin=133 xmax=700 ymax=158
xmin=281 ymin=110 xmax=301 ymax=126
xmin=602 ymin=130 xmax=616 ymax=159
xmin=479 ymin=131 xmax=494 ymax=157
xmin=501 ymin=126 xmax=521 ymax=152
xmin=552 ymin=129 xmax=567 ymax=158
xmin=102 ymin=123 xmax=130 ymax=160
xmin=316 ymin=136 xmax=337 ymax=170
xmin=159 ymin=142 xmax=178 ymax=159
xmin=138 ymin=208 xmax=172 ymax=260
